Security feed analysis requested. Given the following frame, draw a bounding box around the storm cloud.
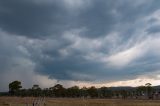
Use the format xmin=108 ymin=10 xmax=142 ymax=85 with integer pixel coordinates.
xmin=1 ymin=0 xmax=160 ymax=91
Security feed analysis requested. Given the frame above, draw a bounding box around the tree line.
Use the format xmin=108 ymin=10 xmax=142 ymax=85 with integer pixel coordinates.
xmin=1 ymin=80 xmax=158 ymax=99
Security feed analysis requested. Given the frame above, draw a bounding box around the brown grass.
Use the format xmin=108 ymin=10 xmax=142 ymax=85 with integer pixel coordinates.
xmin=1 ymin=97 xmax=160 ymax=106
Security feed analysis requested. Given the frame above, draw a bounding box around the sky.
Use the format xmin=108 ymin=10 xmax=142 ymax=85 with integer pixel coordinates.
xmin=1 ymin=0 xmax=160 ymax=91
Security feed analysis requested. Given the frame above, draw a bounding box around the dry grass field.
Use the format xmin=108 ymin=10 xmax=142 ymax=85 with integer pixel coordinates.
xmin=1 ymin=97 xmax=160 ymax=106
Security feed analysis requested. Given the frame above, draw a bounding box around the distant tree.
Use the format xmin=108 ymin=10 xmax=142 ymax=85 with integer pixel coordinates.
xmin=32 ymin=84 xmax=40 ymax=90
xmin=145 ymin=83 xmax=153 ymax=99
xmin=67 ymin=86 xmax=80 ymax=97
xmin=145 ymin=83 xmax=151 ymax=87
xmin=52 ymin=84 xmax=66 ymax=97
xmin=99 ymin=87 xmax=112 ymax=98
xmin=120 ymin=90 xmax=128 ymax=99
xmin=9 ymin=80 xmax=22 ymax=95
xmin=53 ymin=84 xmax=63 ymax=90
xmin=136 ymin=86 xmax=146 ymax=96
xmin=7 ymin=81 xmax=156 ymax=99
xmin=81 ymin=87 xmax=88 ymax=97
xmin=31 ymin=84 xmax=42 ymax=97
xmin=87 ymin=86 xmax=98 ymax=98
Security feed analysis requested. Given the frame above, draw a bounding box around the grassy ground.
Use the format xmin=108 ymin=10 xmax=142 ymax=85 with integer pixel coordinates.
xmin=1 ymin=97 xmax=160 ymax=106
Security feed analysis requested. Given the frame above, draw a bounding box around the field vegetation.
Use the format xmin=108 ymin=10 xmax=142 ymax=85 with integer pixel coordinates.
xmin=1 ymin=97 xmax=160 ymax=106
xmin=1 ymin=81 xmax=160 ymax=106
xmin=3 ymin=81 xmax=155 ymax=100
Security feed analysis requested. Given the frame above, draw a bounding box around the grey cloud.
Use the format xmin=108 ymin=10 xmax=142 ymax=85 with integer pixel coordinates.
xmin=0 ymin=0 xmax=157 ymax=39
xmin=0 ymin=0 xmax=70 ymax=38
xmin=147 ymin=25 xmax=160 ymax=34
xmin=1 ymin=0 xmax=160 ymax=91
xmin=34 ymin=53 xmax=105 ymax=81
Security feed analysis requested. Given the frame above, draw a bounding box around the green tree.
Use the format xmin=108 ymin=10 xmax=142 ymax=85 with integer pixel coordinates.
xmin=9 ymin=80 xmax=22 ymax=95
xmin=67 ymin=86 xmax=80 ymax=97
xmin=31 ymin=84 xmax=42 ymax=97
xmin=87 ymin=86 xmax=98 ymax=98
xmin=145 ymin=83 xmax=153 ymax=99
xmin=80 ymin=87 xmax=88 ymax=97
xmin=136 ymin=86 xmax=146 ymax=96
xmin=120 ymin=90 xmax=128 ymax=99
xmin=100 ymin=87 xmax=112 ymax=98
xmin=53 ymin=84 xmax=66 ymax=97
xmin=32 ymin=84 xmax=40 ymax=90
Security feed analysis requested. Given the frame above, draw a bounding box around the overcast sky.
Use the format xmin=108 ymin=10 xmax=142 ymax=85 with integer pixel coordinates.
xmin=1 ymin=0 xmax=160 ymax=91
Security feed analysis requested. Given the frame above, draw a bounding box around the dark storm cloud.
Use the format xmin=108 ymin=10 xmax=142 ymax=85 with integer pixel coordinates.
xmin=34 ymin=51 xmax=106 ymax=81
xmin=0 ymin=0 xmax=70 ymax=38
xmin=0 ymin=0 xmax=116 ymax=38
xmin=0 ymin=0 xmax=157 ymax=39
xmin=1 ymin=0 xmax=160 ymax=88
xmin=33 ymin=46 xmax=160 ymax=82
xmin=74 ymin=0 xmax=116 ymax=38
xmin=147 ymin=25 xmax=160 ymax=34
